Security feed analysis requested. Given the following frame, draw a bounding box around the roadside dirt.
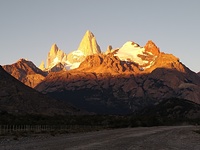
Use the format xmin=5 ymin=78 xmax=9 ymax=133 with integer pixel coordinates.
xmin=0 ymin=126 xmax=200 ymax=150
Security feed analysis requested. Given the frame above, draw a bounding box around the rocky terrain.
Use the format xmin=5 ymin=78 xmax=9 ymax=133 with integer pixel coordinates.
xmin=2 ymin=30 xmax=200 ymax=116
xmin=35 ymin=40 xmax=200 ymax=114
xmin=3 ymin=59 xmax=46 ymax=88
xmin=0 ymin=65 xmax=78 ymax=115
xmin=198 ymin=72 xmax=200 ymax=77
xmin=39 ymin=30 xmax=101 ymax=71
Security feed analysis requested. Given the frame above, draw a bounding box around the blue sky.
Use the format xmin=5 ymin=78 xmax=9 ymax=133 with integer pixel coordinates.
xmin=1 ymin=0 xmax=200 ymax=72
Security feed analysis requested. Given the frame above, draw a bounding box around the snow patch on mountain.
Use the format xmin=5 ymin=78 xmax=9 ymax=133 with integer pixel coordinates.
xmin=72 ymin=50 xmax=85 ymax=56
xmin=115 ymin=41 xmax=157 ymax=70
xmin=53 ymin=57 xmax=59 ymax=66
xmin=65 ymin=60 xmax=81 ymax=70
xmin=115 ymin=41 xmax=145 ymax=64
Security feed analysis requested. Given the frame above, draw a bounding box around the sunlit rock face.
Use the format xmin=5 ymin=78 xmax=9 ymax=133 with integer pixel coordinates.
xmin=105 ymin=45 xmax=113 ymax=54
xmin=66 ymin=30 xmax=101 ymax=69
xmin=77 ymin=30 xmax=101 ymax=56
xmin=39 ymin=60 xmax=45 ymax=71
xmin=35 ymin=40 xmax=200 ymax=114
xmin=41 ymin=30 xmax=101 ymax=71
xmin=144 ymin=40 xmax=160 ymax=56
xmin=3 ymin=59 xmax=46 ymax=88
xmin=77 ymin=53 xmax=139 ymax=74
xmin=46 ymin=43 xmax=67 ymax=69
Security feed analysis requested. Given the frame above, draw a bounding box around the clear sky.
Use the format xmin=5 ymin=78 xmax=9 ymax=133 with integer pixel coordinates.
xmin=1 ymin=0 xmax=200 ymax=72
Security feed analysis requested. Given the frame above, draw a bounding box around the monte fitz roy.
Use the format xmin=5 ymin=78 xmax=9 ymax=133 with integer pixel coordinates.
xmin=1 ymin=30 xmax=200 ymax=117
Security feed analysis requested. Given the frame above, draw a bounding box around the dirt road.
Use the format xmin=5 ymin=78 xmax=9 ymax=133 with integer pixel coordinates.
xmin=0 ymin=126 xmax=200 ymax=150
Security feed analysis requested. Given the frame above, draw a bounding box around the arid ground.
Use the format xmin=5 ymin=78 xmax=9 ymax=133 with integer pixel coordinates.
xmin=0 ymin=126 xmax=200 ymax=150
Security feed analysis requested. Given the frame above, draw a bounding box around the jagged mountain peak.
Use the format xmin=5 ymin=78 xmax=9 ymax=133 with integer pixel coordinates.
xmin=11 ymin=58 xmax=42 ymax=73
xmin=76 ymin=40 xmax=187 ymax=74
xmin=85 ymin=30 xmax=95 ymax=37
xmin=144 ymin=40 xmax=160 ymax=56
xmin=114 ymin=41 xmax=158 ymax=70
xmin=46 ymin=43 xmax=67 ymax=69
xmin=65 ymin=30 xmax=102 ymax=69
xmin=3 ymin=58 xmax=46 ymax=88
xmin=105 ymin=45 xmax=113 ymax=54
xmin=49 ymin=43 xmax=59 ymax=56
xmin=77 ymin=30 xmax=101 ymax=55
xmin=41 ymin=30 xmax=101 ymax=71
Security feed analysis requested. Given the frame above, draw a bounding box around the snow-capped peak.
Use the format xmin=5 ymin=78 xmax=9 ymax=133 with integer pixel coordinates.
xmin=115 ymin=41 xmax=145 ymax=64
xmin=114 ymin=41 xmax=158 ymax=69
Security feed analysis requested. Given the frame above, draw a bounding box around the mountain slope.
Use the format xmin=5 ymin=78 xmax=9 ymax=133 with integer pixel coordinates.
xmin=35 ymin=40 xmax=200 ymax=114
xmin=197 ymin=72 xmax=200 ymax=77
xmin=140 ymin=98 xmax=200 ymax=119
xmin=3 ymin=59 xmax=46 ymax=88
xmin=0 ymin=66 xmax=79 ymax=115
xmin=35 ymin=68 xmax=200 ymax=114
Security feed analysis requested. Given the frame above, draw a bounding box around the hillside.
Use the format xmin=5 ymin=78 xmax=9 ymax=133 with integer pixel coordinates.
xmin=0 ymin=65 xmax=79 ymax=115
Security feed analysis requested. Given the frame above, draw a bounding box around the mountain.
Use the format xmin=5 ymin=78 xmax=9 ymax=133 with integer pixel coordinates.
xmin=76 ymin=40 xmax=185 ymax=74
xmin=3 ymin=30 xmax=101 ymax=87
xmin=114 ymin=41 xmax=159 ymax=70
xmin=105 ymin=45 xmax=113 ymax=54
xmin=41 ymin=30 xmax=101 ymax=71
xmin=35 ymin=40 xmax=200 ymax=114
xmin=66 ymin=30 xmax=101 ymax=69
xmin=3 ymin=59 xmax=47 ymax=88
xmin=140 ymin=98 xmax=200 ymax=120
xmin=39 ymin=60 xmax=45 ymax=70
xmin=77 ymin=30 xmax=101 ymax=55
xmin=0 ymin=65 xmax=79 ymax=115
xmin=198 ymin=72 xmax=200 ymax=77
xmin=40 ymin=43 xmax=67 ymax=71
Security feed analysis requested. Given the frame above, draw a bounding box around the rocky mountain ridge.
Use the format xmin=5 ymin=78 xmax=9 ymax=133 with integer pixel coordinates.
xmin=45 ymin=43 xmax=68 ymax=70
xmin=198 ymin=72 xmax=200 ymax=77
xmin=35 ymin=67 xmax=200 ymax=114
xmin=40 ymin=30 xmax=101 ymax=71
xmin=3 ymin=59 xmax=47 ymax=88
xmin=0 ymin=65 xmax=79 ymax=115
xmin=2 ymin=31 xmax=200 ymax=115
xmin=34 ymin=40 xmax=200 ymax=114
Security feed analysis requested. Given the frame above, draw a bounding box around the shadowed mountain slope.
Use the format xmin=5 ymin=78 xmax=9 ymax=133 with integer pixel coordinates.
xmin=0 ymin=66 xmax=79 ymax=115
xmin=4 ymin=39 xmax=200 ymax=115
xmin=35 ymin=40 xmax=200 ymax=114
xmin=140 ymin=98 xmax=200 ymax=119
xmin=35 ymin=67 xmax=200 ymax=114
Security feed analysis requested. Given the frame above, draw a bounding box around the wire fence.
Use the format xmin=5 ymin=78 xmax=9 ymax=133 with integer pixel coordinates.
xmin=0 ymin=125 xmax=99 ymax=135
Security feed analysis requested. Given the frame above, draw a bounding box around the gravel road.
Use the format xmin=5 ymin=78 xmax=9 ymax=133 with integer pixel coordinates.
xmin=0 ymin=126 xmax=200 ymax=150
